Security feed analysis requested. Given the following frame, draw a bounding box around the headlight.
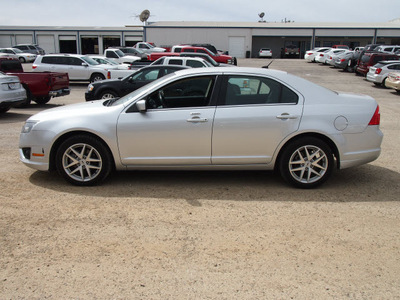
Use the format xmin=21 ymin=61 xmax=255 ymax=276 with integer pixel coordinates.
xmin=87 ymin=84 xmax=94 ymax=92
xmin=21 ymin=121 xmax=37 ymax=133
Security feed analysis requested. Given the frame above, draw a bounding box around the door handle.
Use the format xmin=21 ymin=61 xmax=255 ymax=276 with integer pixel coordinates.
xmin=276 ymin=113 xmax=298 ymax=120
xmin=187 ymin=116 xmax=208 ymax=123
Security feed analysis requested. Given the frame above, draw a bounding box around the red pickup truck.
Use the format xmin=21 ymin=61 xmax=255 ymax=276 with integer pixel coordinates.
xmin=0 ymin=57 xmax=70 ymax=105
xmin=150 ymin=46 xmax=237 ymax=65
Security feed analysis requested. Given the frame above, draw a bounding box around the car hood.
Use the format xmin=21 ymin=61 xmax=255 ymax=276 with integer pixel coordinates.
xmin=28 ymin=100 xmax=120 ymax=123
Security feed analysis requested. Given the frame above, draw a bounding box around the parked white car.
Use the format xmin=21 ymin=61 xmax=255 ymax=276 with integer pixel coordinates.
xmin=0 ymin=71 xmax=27 ymax=113
xmin=366 ymin=60 xmax=400 ymax=86
xmin=258 ymin=48 xmax=273 ymax=58
xmin=19 ymin=67 xmax=383 ymax=188
xmin=304 ymin=47 xmax=331 ymax=62
xmin=326 ymin=49 xmax=351 ymax=66
xmin=315 ymin=49 xmax=347 ymax=64
xmin=0 ymin=48 xmax=36 ymax=63
xmin=32 ymin=54 xmax=117 ymax=82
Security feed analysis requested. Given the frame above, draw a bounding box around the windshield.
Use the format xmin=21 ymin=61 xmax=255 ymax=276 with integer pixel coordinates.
xmin=81 ymin=56 xmax=100 ymax=65
xmin=115 ymin=49 xmax=126 ymax=57
xmin=204 ymin=48 xmax=216 ymax=56
xmin=109 ymin=72 xmax=176 ymax=106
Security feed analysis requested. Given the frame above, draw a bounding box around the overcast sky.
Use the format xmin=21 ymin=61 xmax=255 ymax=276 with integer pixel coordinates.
xmin=1 ymin=0 xmax=399 ymax=26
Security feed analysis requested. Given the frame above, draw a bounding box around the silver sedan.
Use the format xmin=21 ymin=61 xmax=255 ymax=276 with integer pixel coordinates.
xmin=19 ymin=67 xmax=383 ymax=188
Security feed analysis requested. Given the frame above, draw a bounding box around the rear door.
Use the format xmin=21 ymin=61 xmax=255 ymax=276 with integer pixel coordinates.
xmin=212 ymin=75 xmax=303 ymax=165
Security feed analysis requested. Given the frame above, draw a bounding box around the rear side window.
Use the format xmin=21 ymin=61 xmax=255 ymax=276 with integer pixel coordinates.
xmin=186 ymin=60 xmax=205 ymax=68
xmin=223 ymin=76 xmax=298 ymax=106
xmin=42 ymin=56 xmax=65 ymax=64
xmin=169 ymin=59 xmax=183 ymax=65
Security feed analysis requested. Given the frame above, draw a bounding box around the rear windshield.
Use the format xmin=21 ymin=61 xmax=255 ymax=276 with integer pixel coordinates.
xmin=0 ymin=60 xmax=23 ymax=72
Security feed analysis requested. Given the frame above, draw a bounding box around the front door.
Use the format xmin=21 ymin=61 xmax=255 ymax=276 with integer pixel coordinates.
xmin=117 ymin=75 xmax=217 ymax=166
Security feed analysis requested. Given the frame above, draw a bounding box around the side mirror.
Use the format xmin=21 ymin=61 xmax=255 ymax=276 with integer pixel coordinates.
xmin=82 ymin=63 xmax=88 ymax=67
xmin=136 ymin=99 xmax=147 ymax=112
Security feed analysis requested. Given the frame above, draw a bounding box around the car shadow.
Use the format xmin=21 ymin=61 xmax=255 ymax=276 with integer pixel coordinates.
xmin=28 ymin=164 xmax=400 ymax=204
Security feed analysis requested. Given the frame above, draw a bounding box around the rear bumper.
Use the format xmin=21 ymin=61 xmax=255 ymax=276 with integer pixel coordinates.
xmin=49 ymin=88 xmax=70 ymax=97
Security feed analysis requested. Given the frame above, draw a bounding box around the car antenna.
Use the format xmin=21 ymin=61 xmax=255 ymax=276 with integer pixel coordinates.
xmin=262 ymin=60 xmax=274 ymax=69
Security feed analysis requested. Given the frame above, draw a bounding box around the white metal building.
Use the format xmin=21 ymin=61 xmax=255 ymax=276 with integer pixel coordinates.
xmin=145 ymin=20 xmax=400 ymax=58
xmin=1 ymin=20 xmax=400 ymax=58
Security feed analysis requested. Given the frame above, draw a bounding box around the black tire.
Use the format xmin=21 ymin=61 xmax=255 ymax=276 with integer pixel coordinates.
xmin=15 ymin=85 xmax=32 ymax=108
xmin=34 ymin=95 xmax=51 ymax=105
xmin=99 ymin=90 xmax=118 ymax=100
xmin=0 ymin=107 xmax=10 ymax=113
xmin=19 ymin=57 xmax=26 ymax=63
xmin=90 ymin=73 xmax=105 ymax=82
xmin=382 ymin=77 xmax=387 ymax=88
xmin=56 ymin=135 xmax=113 ymax=186
xmin=279 ymin=137 xmax=334 ymax=189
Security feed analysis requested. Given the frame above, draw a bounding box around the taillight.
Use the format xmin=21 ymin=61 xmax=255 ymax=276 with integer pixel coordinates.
xmin=340 ymin=59 xmax=346 ymax=62
xmin=32 ymin=65 xmax=37 ymax=69
xmin=107 ymin=71 xmax=111 ymax=80
xmin=375 ymin=68 xmax=382 ymax=74
xmin=319 ymin=54 xmax=324 ymax=57
xmin=368 ymin=105 xmax=380 ymax=126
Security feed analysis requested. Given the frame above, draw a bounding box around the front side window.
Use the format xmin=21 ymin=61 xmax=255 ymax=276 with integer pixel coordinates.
xmin=223 ymin=76 xmax=298 ymax=106
xmin=146 ymin=76 xmax=216 ymax=109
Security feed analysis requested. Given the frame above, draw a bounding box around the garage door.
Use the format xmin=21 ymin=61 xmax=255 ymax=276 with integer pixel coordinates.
xmin=229 ymin=36 xmax=245 ymax=58
xmin=0 ymin=35 xmax=12 ymax=47
xmin=16 ymin=35 xmax=33 ymax=45
xmin=37 ymin=35 xmax=56 ymax=54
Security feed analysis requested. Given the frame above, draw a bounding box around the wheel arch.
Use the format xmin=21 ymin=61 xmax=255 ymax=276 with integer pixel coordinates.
xmin=48 ymin=130 xmax=115 ymax=171
xmin=275 ymin=132 xmax=341 ymax=171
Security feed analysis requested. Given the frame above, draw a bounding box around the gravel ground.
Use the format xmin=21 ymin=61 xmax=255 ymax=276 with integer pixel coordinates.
xmin=1 ymin=59 xmax=399 ymax=299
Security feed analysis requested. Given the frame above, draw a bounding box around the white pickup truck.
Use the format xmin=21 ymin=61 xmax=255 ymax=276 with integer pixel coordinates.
xmin=104 ymin=49 xmax=141 ymax=64
xmin=132 ymin=42 xmax=166 ymax=54
xmin=108 ymin=56 xmax=213 ymax=79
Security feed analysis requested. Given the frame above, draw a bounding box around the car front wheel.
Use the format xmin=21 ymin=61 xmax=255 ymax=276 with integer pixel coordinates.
xmin=56 ymin=135 xmax=113 ymax=186
xmin=279 ymin=137 xmax=334 ymax=188
xmin=100 ymin=90 xmax=118 ymax=100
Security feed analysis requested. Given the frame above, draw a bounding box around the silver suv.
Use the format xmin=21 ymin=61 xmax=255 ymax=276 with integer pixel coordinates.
xmin=33 ymin=54 xmax=117 ymax=82
xmin=13 ymin=44 xmax=45 ymax=55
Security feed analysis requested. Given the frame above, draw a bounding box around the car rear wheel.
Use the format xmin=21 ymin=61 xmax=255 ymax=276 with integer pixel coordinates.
xmin=90 ymin=73 xmax=105 ymax=82
xmin=34 ymin=96 xmax=51 ymax=105
xmin=56 ymin=135 xmax=113 ymax=186
xmin=279 ymin=137 xmax=334 ymax=189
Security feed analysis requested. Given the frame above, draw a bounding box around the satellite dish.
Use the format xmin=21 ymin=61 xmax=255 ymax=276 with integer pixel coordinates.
xmin=139 ymin=9 xmax=150 ymax=22
xmin=259 ymin=12 xmax=265 ymax=18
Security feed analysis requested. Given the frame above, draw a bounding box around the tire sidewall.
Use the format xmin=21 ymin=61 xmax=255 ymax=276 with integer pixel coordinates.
xmin=56 ymin=135 xmax=112 ymax=186
xmin=279 ymin=137 xmax=334 ymax=189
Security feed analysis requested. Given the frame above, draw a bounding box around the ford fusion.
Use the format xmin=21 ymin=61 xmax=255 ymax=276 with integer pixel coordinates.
xmin=19 ymin=67 xmax=383 ymax=188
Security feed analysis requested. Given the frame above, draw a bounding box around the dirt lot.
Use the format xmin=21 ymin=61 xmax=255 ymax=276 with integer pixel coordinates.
xmin=1 ymin=59 xmax=399 ymax=299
